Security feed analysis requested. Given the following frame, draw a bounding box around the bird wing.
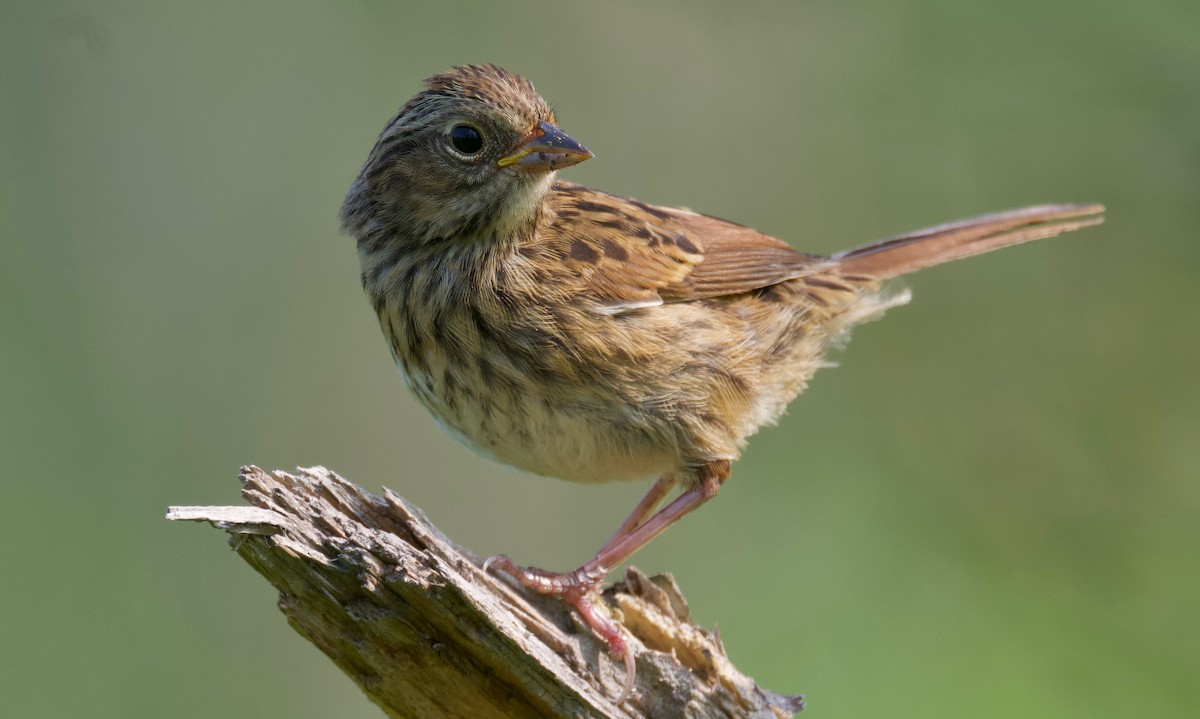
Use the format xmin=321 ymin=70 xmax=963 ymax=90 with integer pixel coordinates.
xmin=545 ymin=183 xmax=831 ymax=313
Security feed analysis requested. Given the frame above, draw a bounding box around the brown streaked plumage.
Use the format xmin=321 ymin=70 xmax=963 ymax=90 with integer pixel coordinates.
xmin=339 ymin=64 xmax=1104 ymax=700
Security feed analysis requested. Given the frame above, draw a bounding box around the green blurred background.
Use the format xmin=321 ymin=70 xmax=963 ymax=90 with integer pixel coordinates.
xmin=3 ymin=1 xmax=1198 ymax=716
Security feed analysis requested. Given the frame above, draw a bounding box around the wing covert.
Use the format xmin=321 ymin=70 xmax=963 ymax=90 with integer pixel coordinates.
xmin=544 ymin=183 xmax=831 ymax=313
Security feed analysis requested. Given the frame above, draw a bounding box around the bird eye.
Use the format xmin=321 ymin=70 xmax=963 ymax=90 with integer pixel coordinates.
xmin=449 ymin=125 xmax=483 ymax=155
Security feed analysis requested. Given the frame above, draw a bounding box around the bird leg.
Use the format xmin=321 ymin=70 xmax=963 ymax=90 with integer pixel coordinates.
xmin=485 ymin=462 xmax=730 ymax=699
xmin=603 ymin=472 xmax=676 ymax=547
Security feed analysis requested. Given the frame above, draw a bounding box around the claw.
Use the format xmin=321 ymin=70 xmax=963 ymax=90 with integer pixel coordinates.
xmin=560 ymin=589 xmax=637 ymax=704
xmin=617 ymin=649 xmax=635 ymax=705
xmin=482 ymin=555 xmax=637 ymax=703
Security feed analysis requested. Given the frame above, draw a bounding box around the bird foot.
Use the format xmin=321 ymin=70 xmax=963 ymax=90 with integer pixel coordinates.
xmin=484 ymin=554 xmax=635 ymax=703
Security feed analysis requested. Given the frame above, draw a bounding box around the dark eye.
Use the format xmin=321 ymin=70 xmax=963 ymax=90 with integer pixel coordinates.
xmin=449 ymin=125 xmax=483 ymax=155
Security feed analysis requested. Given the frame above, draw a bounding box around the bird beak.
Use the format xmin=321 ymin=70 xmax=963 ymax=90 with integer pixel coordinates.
xmin=497 ymin=120 xmax=593 ymax=171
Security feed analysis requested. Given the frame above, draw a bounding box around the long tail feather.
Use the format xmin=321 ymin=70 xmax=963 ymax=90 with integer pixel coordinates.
xmin=833 ymin=204 xmax=1105 ymax=280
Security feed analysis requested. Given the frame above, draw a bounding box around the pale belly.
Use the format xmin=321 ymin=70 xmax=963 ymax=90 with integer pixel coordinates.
xmin=398 ymin=352 xmax=679 ymax=485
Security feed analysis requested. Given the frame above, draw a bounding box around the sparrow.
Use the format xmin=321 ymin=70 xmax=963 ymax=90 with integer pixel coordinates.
xmin=339 ymin=64 xmax=1103 ymax=698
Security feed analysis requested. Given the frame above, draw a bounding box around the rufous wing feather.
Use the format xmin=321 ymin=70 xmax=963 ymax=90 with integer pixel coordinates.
xmin=548 ymin=182 xmax=833 ymax=312
xmin=545 ymin=184 xmax=1104 ymax=310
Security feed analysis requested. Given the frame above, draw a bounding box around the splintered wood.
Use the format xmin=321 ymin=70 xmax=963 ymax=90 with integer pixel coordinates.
xmin=168 ymin=466 xmax=804 ymax=718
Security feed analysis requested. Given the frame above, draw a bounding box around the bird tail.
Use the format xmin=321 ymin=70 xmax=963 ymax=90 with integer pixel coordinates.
xmin=832 ymin=204 xmax=1105 ymax=280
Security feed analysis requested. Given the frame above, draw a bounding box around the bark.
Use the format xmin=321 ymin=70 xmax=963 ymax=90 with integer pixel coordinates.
xmin=167 ymin=466 xmax=804 ymax=718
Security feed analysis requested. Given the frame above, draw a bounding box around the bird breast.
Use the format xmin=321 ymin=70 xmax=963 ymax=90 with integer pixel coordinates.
xmin=363 ymin=241 xmax=680 ymax=484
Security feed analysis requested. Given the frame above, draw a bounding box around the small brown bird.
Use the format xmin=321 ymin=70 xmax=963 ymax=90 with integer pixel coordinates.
xmin=340 ymin=64 xmax=1103 ymax=693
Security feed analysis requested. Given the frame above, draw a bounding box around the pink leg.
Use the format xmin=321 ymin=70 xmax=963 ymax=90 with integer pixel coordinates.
xmin=485 ymin=463 xmax=728 ymax=702
xmin=604 ymin=473 xmax=675 ymax=546
xmin=485 ymin=461 xmax=730 ymax=653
